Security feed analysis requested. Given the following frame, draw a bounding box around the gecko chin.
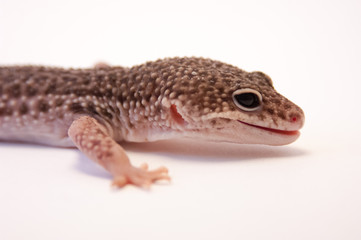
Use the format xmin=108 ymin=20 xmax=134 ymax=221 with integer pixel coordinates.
xmin=184 ymin=117 xmax=301 ymax=146
xmin=232 ymin=119 xmax=301 ymax=146
xmin=169 ymin=104 xmax=302 ymax=146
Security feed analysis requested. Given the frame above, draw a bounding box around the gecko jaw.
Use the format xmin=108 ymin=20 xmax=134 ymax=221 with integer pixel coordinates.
xmin=237 ymin=120 xmax=300 ymax=136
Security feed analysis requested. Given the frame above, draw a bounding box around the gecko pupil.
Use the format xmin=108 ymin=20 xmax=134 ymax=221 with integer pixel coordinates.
xmin=234 ymin=93 xmax=260 ymax=108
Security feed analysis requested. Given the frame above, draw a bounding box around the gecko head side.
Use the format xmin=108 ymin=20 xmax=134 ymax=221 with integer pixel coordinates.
xmin=156 ymin=57 xmax=305 ymax=146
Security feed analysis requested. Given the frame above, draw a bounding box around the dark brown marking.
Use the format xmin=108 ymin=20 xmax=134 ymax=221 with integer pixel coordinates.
xmin=91 ymin=88 xmax=103 ymax=97
xmin=55 ymin=99 xmax=64 ymax=107
xmin=105 ymin=89 xmax=113 ymax=97
xmin=96 ymin=75 xmax=104 ymax=82
xmin=284 ymin=104 xmax=292 ymax=110
xmin=267 ymin=108 xmax=275 ymax=115
xmin=117 ymin=94 xmax=123 ymax=103
xmin=45 ymin=82 xmax=57 ymax=94
xmin=26 ymin=86 xmax=38 ymax=97
xmin=82 ymin=77 xmax=90 ymax=85
xmin=0 ymin=107 xmax=12 ymax=116
xmin=272 ymin=99 xmax=281 ymax=105
xmin=86 ymin=102 xmax=99 ymax=116
xmin=73 ymin=88 xmax=89 ymax=96
xmin=62 ymin=76 xmax=77 ymax=82
xmin=38 ymin=100 xmax=50 ymax=112
xmin=19 ymin=103 xmax=28 ymax=115
xmin=10 ymin=84 xmax=21 ymax=98
xmin=69 ymin=102 xmax=84 ymax=113
xmin=101 ymin=109 xmax=113 ymax=119
xmin=277 ymin=112 xmax=286 ymax=120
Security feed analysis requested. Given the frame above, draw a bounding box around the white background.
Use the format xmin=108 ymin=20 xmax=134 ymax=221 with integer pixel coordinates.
xmin=1 ymin=0 xmax=361 ymax=239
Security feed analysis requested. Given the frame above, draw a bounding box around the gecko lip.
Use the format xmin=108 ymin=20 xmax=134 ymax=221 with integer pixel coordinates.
xmin=238 ymin=120 xmax=300 ymax=136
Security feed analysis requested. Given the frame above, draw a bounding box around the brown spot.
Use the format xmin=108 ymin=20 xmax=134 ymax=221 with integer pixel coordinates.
xmin=87 ymin=102 xmax=99 ymax=116
xmin=63 ymin=87 xmax=71 ymax=94
xmin=108 ymin=73 xmax=117 ymax=83
xmin=266 ymin=108 xmax=275 ymax=115
xmin=272 ymin=99 xmax=281 ymax=105
xmin=277 ymin=111 xmax=286 ymax=120
xmin=62 ymin=76 xmax=76 ymax=82
xmin=108 ymin=105 xmax=116 ymax=113
xmin=45 ymin=82 xmax=57 ymax=94
xmin=38 ymin=100 xmax=49 ymax=112
xmin=105 ymin=89 xmax=113 ymax=97
xmin=117 ymin=94 xmax=124 ymax=103
xmin=6 ymin=108 xmax=12 ymax=115
xmin=284 ymin=104 xmax=292 ymax=110
xmin=19 ymin=103 xmax=28 ymax=115
xmin=101 ymin=108 xmax=113 ymax=119
xmin=90 ymin=88 xmax=103 ymax=97
xmin=26 ymin=86 xmax=38 ymax=97
xmin=96 ymin=75 xmax=104 ymax=82
xmin=57 ymin=113 xmax=64 ymax=119
xmin=189 ymin=89 xmax=197 ymax=94
xmin=0 ymin=107 xmax=12 ymax=116
xmin=69 ymin=102 xmax=84 ymax=113
xmin=82 ymin=77 xmax=91 ymax=85
xmin=10 ymin=84 xmax=21 ymax=98
xmin=55 ymin=99 xmax=64 ymax=107
xmin=35 ymin=75 xmax=48 ymax=82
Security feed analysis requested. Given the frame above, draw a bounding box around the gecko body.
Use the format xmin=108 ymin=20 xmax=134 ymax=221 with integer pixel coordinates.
xmin=0 ymin=57 xmax=304 ymax=187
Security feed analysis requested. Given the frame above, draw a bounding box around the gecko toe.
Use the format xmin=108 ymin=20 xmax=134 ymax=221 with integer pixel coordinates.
xmin=153 ymin=166 xmax=169 ymax=174
xmin=112 ymin=176 xmax=128 ymax=188
xmin=111 ymin=165 xmax=170 ymax=188
xmin=140 ymin=163 xmax=149 ymax=170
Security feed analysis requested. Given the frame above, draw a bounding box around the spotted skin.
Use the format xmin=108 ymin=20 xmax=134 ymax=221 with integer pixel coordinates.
xmin=0 ymin=57 xmax=304 ymax=188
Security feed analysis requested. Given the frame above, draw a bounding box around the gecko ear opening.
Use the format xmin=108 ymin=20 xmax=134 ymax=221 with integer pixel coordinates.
xmin=170 ymin=104 xmax=187 ymax=125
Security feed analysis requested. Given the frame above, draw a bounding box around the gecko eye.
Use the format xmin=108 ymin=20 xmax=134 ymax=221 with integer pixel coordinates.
xmin=232 ymin=88 xmax=262 ymax=111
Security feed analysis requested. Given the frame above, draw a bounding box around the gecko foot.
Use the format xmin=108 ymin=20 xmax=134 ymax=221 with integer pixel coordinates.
xmin=111 ymin=164 xmax=170 ymax=189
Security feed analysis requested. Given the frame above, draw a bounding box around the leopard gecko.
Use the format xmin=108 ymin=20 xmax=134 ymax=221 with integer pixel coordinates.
xmin=0 ymin=57 xmax=305 ymax=188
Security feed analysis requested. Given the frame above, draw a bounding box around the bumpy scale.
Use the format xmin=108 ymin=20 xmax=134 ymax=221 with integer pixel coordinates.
xmin=0 ymin=57 xmax=304 ymax=188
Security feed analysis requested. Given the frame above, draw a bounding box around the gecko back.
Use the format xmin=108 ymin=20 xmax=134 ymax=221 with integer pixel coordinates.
xmin=0 ymin=66 xmax=127 ymax=146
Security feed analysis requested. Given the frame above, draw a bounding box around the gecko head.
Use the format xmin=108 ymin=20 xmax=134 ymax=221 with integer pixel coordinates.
xmin=160 ymin=57 xmax=305 ymax=146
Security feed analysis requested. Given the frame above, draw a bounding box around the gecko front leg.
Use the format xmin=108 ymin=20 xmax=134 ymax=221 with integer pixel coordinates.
xmin=68 ymin=116 xmax=170 ymax=188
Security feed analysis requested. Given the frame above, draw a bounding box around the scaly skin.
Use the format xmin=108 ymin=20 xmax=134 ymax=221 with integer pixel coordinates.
xmin=0 ymin=57 xmax=304 ymax=188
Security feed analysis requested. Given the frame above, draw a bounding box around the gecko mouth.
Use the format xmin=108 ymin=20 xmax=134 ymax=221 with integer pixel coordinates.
xmin=238 ymin=120 xmax=300 ymax=136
